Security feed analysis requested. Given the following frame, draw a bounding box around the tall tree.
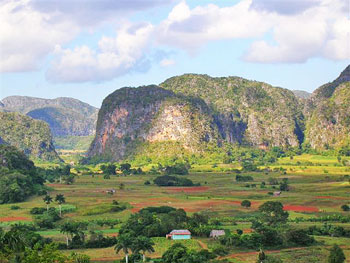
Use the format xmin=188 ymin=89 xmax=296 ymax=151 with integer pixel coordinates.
xmin=328 ymin=244 xmax=346 ymax=263
xmin=55 ymin=194 xmax=66 ymax=217
xmin=115 ymin=233 xmax=134 ymax=263
xmin=131 ymin=236 xmax=155 ymax=262
xmin=60 ymin=222 xmax=75 ymax=247
xmin=43 ymin=195 xmax=53 ymax=211
xmin=258 ymin=201 xmax=289 ymax=226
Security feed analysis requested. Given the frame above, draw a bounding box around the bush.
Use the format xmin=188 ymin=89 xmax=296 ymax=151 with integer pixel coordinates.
xmin=241 ymin=200 xmax=252 ymax=208
xmin=328 ymin=244 xmax=346 ymax=263
xmin=30 ymin=207 xmax=47 ymax=215
xmin=153 ymin=175 xmax=195 ymax=187
xmin=10 ymin=205 xmax=20 ymax=210
xmin=164 ymin=163 xmax=190 ymax=175
xmin=212 ymin=245 xmax=229 ymax=256
xmin=236 ymin=175 xmax=254 ymax=182
xmin=341 ymin=204 xmax=350 ymax=212
xmin=286 ymin=229 xmax=314 ymax=246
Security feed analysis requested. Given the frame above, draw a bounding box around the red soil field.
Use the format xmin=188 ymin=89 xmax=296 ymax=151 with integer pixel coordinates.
xmin=283 ymin=205 xmax=319 ymax=212
xmin=166 ymin=186 xmax=210 ymax=193
xmin=0 ymin=217 xmax=30 ymax=222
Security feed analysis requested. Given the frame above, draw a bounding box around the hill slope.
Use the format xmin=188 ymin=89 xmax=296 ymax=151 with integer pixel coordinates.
xmin=0 ymin=96 xmax=98 ymax=137
xmin=88 ymin=86 xmax=220 ymax=161
xmin=0 ymin=112 xmax=60 ymax=161
xmin=88 ymin=75 xmax=307 ymax=162
xmin=305 ymin=65 xmax=350 ymax=150
xmin=160 ymin=74 xmax=304 ymax=148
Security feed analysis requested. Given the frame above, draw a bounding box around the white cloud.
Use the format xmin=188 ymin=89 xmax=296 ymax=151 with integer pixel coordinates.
xmin=157 ymin=0 xmax=274 ymax=51
xmin=0 ymin=0 xmax=79 ymax=72
xmin=250 ymin=0 xmax=321 ymax=15
xmin=47 ymin=22 xmax=154 ymax=82
xmin=0 ymin=0 xmax=171 ymax=74
xmin=1 ymin=0 xmax=349 ymax=81
xmin=160 ymin=58 xmax=175 ymax=67
xmin=244 ymin=0 xmax=350 ymax=63
xmin=29 ymin=0 xmax=174 ymax=26
xmin=157 ymin=0 xmax=350 ymax=63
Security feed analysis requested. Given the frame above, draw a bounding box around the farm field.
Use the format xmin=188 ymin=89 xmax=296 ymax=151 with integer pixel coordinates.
xmin=1 ymin=154 xmax=350 ymax=262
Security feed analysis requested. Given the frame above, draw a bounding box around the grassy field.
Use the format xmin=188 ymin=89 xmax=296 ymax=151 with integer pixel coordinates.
xmin=1 ymin=154 xmax=350 ymax=262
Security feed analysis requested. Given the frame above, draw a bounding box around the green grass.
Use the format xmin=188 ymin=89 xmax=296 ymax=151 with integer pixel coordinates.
xmin=2 ymin=153 xmax=350 ymax=262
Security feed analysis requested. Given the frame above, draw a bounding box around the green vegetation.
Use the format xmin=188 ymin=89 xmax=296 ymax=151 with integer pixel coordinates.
xmin=1 ymin=96 xmax=98 ymax=137
xmin=153 ymin=175 xmax=196 ymax=187
xmin=0 ymin=112 xmax=60 ymax=161
xmin=1 ymin=151 xmax=350 ymax=262
xmin=0 ymin=145 xmax=46 ymax=203
xmin=53 ymin=136 xmax=94 ymax=151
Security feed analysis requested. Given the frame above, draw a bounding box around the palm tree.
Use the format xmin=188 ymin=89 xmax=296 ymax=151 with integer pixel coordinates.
xmin=115 ymin=233 xmax=134 ymax=263
xmin=132 ymin=236 xmax=155 ymax=262
xmin=55 ymin=194 xmax=66 ymax=216
xmin=60 ymin=222 xmax=75 ymax=247
xmin=2 ymin=229 xmax=27 ymax=262
xmin=43 ymin=195 xmax=53 ymax=211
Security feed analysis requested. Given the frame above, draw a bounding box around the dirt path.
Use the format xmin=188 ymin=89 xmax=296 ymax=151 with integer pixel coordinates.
xmin=198 ymin=240 xmax=208 ymax=250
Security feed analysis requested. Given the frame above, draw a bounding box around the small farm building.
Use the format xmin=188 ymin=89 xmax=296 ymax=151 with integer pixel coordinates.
xmin=273 ymin=191 xmax=281 ymax=197
xmin=210 ymin=230 xmax=225 ymax=239
xmin=166 ymin=230 xmax=191 ymax=240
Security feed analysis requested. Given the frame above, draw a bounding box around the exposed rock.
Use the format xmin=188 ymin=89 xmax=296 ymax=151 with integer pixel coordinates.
xmin=161 ymin=74 xmax=304 ymax=148
xmin=88 ymin=86 xmax=219 ymax=161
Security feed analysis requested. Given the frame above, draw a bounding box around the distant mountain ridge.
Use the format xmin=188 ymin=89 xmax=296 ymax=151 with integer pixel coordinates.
xmin=293 ymin=90 xmax=311 ymax=100
xmin=0 ymin=96 xmax=98 ymax=137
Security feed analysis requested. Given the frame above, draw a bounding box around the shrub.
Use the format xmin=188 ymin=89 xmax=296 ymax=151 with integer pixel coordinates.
xmin=30 ymin=207 xmax=48 ymax=215
xmin=10 ymin=205 xmax=20 ymax=210
xmin=241 ymin=200 xmax=252 ymax=208
xmin=341 ymin=204 xmax=350 ymax=212
xmin=236 ymin=175 xmax=254 ymax=182
xmin=328 ymin=244 xmax=346 ymax=263
xmin=286 ymin=229 xmax=314 ymax=246
xmin=212 ymin=245 xmax=229 ymax=256
xmin=153 ymin=175 xmax=195 ymax=187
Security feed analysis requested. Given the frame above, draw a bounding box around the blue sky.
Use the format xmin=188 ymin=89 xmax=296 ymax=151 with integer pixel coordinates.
xmin=1 ymin=0 xmax=349 ymax=108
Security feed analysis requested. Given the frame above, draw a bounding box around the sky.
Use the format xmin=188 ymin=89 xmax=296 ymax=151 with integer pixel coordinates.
xmin=0 ymin=0 xmax=349 ymax=108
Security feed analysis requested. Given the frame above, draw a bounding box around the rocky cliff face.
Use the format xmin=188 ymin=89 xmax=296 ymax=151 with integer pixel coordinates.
xmin=88 ymin=76 xmax=304 ymax=162
xmin=305 ymin=66 xmax=350 ymax=150
xmin=0 ymin=96 xmax=98 ymax=137
xmin=88 ymin=86 xmax=220 ymax=161
xmin=88 ymin=66 xmax=350 ymax=162
xmin=0 ymin=112 xmax=60 ymax=161
xmin=161 ymin=74 xmax=304 ymax=148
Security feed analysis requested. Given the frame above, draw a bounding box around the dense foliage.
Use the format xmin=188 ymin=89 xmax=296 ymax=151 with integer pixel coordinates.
xmin=153 ymin=175 xmax=196 ymax=187
xmin=0 ymin=112 xmax=60 ymax=161
xmin=0 ymin=145 xmax=46 ymax=203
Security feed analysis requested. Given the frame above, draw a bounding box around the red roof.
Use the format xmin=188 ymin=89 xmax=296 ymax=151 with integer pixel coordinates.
xmin=169 ymin=230 xmax=191 ymax=235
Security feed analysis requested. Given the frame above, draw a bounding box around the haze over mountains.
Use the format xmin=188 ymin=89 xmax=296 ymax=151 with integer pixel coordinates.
xmin=0 ymin=96 xmax=98 ymax=137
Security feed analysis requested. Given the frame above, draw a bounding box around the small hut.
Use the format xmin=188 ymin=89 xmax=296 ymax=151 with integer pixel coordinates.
xmin=166 ymin=230 xmax=191 ymax=240
xmin=210 ymin=230 xmax=225 ymax=239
